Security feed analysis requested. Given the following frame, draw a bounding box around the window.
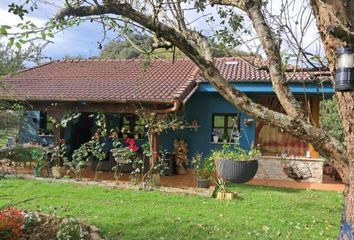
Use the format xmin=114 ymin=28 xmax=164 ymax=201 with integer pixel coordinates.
xmin=106 ymin=114 xmax=145 ymax=139
xmin=39 ymin=111 xmax=54 ymax=135
xmin=211 ymin=113 xmax=240 ymax=143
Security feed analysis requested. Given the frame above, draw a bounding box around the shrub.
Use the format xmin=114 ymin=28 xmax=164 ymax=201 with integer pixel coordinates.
xmin=211 ymin=144 xmax=261 ymax=161
xmin=57 ymin=217 xmax=86 ymax=240
xmin=0 ymin=208 xmax=25 ymax=240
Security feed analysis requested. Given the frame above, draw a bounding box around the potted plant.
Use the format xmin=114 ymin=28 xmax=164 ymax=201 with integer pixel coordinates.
xmin=192 ymin=153 xmax=214 ymax=188
xmin=215 ymin=177 xmax=236 ymax=200
xmin=30 ymin=147 xmax=45 ymax=177
xmin=212 ymin=144 xmax=260 ymax=183
xmin=231 ymin=130 xmax=240 ymax=145
xmin=196 ymin=167 xmax=212 ymax=188
xmin=134 ymin=127 xmax=142 ymax=140
xmin=121 ymin=128 xmax=129 ymax=139
xmin=212 ymin=129 xmax=221 ymax=143
xmin=222 ymin=133 xmax=229 ymax=143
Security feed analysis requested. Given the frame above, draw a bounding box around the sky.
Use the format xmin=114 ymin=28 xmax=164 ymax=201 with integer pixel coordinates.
xmin=0 ymin=0 xmax=322 ymax=66
xmin=0 ymin=0 xmax=107 ymax=60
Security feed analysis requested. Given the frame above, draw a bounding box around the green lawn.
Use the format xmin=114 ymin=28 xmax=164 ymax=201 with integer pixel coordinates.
xmin=0 ymin=179 xmax=343 ymax=240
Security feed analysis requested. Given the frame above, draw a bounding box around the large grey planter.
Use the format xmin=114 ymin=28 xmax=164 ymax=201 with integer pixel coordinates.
xmin=217 ymin=159 xmax=258 ymax=183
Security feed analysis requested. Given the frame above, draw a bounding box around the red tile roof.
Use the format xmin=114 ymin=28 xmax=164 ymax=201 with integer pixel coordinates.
xmin=0 ymin=58 xmax=198 ymax=103
xmin=205 ymin=57 xmax=330 ymax=82
xmin=0 ymin=57 xmax=329 ymax=104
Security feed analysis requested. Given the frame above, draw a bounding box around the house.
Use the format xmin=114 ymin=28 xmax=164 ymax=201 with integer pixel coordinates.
xmin=0 ymin=57 xmax=334 ymax=183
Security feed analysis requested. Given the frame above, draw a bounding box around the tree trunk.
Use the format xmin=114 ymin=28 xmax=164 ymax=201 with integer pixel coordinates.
xmin=309 ymin=0 xmax=354 ymax=237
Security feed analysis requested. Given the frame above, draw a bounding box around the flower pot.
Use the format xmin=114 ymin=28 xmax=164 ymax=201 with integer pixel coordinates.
xmin=216 ymin=192 xmax=225 ymax=200
xmin=134 ymin=134 xmax=139 ymax=140
xmin=32 ymin=167 xmax=41 ymax=177
xmin=52 ymin=166 xmax=66 ymax=178
xmin=197 ymin=178 xmax=209 ymax=188
xmin=176 ymin=165 xmax=186 ymax=175
xmin=223 ymin=139 xmax=228 ymax=143
xmin=216 ymin=192 xmax=235 ymax=200
xmin=217 ymin=159 xmax=258 ymax=183
xmin=225 ymin=192 xmax=235 ymax=200
xmin=151 ymin=173 xmax=160 ymax=186
xmin=213 ymin=136 xmax=219 ymax=143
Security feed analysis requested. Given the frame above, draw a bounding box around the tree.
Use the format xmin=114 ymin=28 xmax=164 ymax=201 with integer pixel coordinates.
xmin=0 ymin=42 xmax=44 ymax=146
xmin=99 ymin=35 xmax=248 ymax=59
xmin=100 ymin=34 xmax=148 ymax=59
xmin=5 ymin=0 xmax=354 ymax=237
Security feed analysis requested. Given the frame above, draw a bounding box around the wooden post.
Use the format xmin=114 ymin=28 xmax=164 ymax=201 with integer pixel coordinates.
xmin=309 ymin=98 xmax=320 ymax=159
xmin=150 ymin=131 xmax=160 ymax=167
xmin=47 ymin=110 xmax=65 ymax=165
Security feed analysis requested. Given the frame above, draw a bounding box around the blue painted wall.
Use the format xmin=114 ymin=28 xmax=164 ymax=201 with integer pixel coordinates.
xmin=199 ymin=82 xmax=334 ymax=96
xmin=159 ymin=92 xmax=255 ymax=160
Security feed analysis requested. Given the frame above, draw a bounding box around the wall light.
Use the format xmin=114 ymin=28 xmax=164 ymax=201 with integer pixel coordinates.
xmin=335 ymin=47 xmax=354 ymax=91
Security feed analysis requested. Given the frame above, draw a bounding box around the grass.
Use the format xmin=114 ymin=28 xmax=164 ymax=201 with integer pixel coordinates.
xmin=0 ymin=178 xmax=343 ymax=240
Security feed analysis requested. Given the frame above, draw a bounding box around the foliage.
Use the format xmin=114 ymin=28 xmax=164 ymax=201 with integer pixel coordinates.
xmin=48 ymin=143 xmax=69 ymax=167
xmin=99 ymin=34 xmax=248 ymax=60
xmin=22 ymin=211 xmax=41 ymax=233
xmin=0 ymin=43 xmax=28 ymax=77
xmin=192 ymin=153 xmax=214 ymax=179
xmin=0 ymin=111 xmax=20 ymax=148
xmin=196 ymin=168 xmax=213 ymax=179
xmin=30 ymin=147 xmax=46 ymax=169
xmin=1 ymin=145 xmax=43 ymax=164
xmin=214 ymin=177 xmax=230 ymax=194
xmin=66 ymin=143 xmax=90 ymax=180
xmin=100 ymin=35 xmax=149 ymax=59
xmin=0 ymin=179 xmax=343 ymax=239
xmin=212 ymin=128 xmax=221 ymax=137
xmin=221 ymin=132 xmax=229 ymax=141
xmin=57 ymin=217 xmax=85 ymax=240
xmin=211 ymin=144 xmax=261 ymax=161
xmin=0 ymin=208 xmax=25 ymax=240
xmin=320 ymin=97 xmax=344 ymax=142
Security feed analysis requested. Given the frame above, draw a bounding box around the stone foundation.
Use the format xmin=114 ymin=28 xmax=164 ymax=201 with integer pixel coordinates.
xmin=255 ymin=156 xmax=324 ymax=183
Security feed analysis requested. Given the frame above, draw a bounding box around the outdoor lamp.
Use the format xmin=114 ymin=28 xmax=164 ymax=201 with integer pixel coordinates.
xmin=335 ymin=47 xmax=354 ymax=91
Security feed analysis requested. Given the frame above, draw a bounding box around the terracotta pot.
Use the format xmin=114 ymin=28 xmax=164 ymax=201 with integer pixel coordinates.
xmin=52 ymin=166 xmax=66 ymax=178
xmin=151 ymin=173 xmax=161 ymax=186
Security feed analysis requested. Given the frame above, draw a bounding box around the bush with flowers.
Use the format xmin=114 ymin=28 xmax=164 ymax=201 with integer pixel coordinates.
xmin=0 ymin=208 xmax=25 ymax=240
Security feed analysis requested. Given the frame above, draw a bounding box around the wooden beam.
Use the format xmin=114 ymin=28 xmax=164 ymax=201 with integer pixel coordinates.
xmin=22 ymin=101 xmax=176 ymax=113
xmin=308 ymin=97 xmax=320 ymax=159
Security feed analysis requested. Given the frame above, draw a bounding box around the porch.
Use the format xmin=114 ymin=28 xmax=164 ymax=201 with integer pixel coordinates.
xmin=2 ymin=161 xmax=344 ymax=192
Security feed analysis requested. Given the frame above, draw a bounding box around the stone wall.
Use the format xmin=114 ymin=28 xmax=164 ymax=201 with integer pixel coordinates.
xmin=255 ymin=156 xmax=324 ymax=183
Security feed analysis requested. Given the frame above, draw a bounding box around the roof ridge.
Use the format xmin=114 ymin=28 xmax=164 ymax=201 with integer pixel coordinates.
xmin=54 ymin=57 xmax=196 ymax=64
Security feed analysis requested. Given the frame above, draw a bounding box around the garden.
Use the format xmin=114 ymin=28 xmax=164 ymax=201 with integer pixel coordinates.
xmin=0 ymin=178 xmax=343 ymax=240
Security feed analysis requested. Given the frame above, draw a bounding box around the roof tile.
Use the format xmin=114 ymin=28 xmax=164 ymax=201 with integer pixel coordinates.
xmin=0 ymin=57 xmax=330 ymax=103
